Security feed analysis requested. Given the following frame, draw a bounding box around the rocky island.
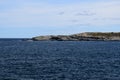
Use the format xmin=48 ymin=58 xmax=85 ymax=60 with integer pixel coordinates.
xmin=31 ymin=32 xmax=120 ymax=41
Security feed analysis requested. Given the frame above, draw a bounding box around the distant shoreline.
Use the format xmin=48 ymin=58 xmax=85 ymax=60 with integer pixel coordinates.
xmin=31 ymin=32 xmax=120 ymax=41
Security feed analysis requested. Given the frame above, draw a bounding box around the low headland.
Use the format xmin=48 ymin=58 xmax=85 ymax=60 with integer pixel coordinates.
xmin=31 ymin=32 xmax=120 ymax=41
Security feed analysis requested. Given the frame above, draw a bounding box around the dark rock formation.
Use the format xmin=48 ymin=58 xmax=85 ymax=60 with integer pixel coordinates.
xmin=32 ymin=32 xmax=120 ymax=41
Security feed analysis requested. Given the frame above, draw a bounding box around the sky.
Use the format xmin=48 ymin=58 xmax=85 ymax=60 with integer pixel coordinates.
xmin=0 ymin=0 xmax=120 ymax=38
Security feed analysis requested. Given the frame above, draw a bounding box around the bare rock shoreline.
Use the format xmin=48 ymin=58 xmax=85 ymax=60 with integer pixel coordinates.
xmin=31 ymin=32 xmax=120 ymax=41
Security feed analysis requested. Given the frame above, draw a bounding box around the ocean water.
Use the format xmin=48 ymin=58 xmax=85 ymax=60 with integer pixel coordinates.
xmin=0 ymin=39 xmax=120 ymax=80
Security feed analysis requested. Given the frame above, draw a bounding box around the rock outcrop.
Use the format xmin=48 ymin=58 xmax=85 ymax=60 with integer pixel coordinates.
xmin=32 ymin=32 xmax=120 ymax=41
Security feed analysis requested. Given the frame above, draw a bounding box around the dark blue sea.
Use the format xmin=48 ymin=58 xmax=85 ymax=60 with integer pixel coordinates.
xmin=0 ymin=39 xmax=120 ymax=80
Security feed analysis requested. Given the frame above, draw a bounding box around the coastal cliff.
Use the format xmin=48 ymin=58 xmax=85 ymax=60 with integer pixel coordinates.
xmin=32 ymin=32 xmax=120 ymax=41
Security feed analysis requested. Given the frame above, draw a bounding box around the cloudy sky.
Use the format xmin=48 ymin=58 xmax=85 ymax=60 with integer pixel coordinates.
xmin=0 ymin=0 xmax=120 ymax=38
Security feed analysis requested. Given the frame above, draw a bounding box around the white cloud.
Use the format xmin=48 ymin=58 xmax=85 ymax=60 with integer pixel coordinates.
xmin=0 ymin=0 xmax=120 ymax=27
